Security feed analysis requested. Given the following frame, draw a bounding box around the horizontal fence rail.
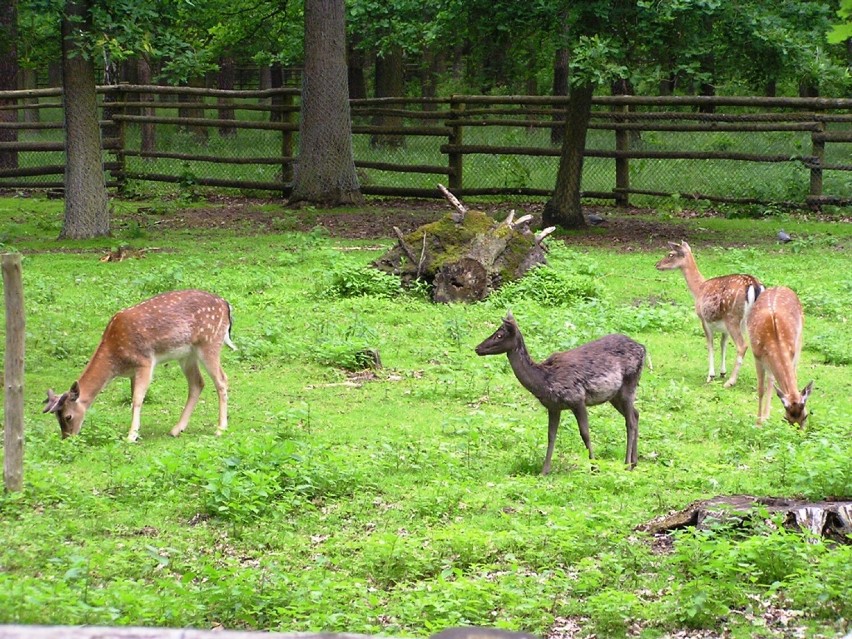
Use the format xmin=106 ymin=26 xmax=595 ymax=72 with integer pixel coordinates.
xmin=0 ymin=86 xmax=851 ymax=207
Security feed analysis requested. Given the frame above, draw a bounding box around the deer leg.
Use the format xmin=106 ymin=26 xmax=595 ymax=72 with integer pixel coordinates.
xmin=701 ymin=321 xmax=716 ymax=382
xmin=198 ymin=347 xmax=229 ymax=436
xmin=171 ymin=357 xmax=204 ymax=437
xmin=723 ymin=320 xmax=748 ymax=388
xmin=719 ymin=332 xmax=728 ymax=378
xmin=127 ymin=363 xmax=155 ymax=442
xmin=542 ymin=408 xmax=561 ymax=476
xmin=570 ymin=404 xmax=594 ymax=463
xmin=611 ymin=393 xmax=639 ymax=469
xmin=754 ymin=359 xmax=769 ymax=425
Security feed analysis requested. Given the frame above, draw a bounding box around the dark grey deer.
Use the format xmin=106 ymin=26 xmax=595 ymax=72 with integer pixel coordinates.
xmin=475 ymin=312 xmax=646 ymax=474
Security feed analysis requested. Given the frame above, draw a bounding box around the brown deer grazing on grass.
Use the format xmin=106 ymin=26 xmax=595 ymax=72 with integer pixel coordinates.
xmin=746 ymin=285 xmax=813 ymax=426
xmin=475 ymin=312 xmax=646 ymax=474
xmin=44 ymin=289 xmax=235 ymax=442
xmin=656 ymin=240 xmax=764 ymax=387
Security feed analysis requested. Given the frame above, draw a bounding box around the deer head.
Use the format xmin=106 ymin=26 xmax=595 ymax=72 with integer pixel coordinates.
xmin=44 ymin=382 xmax=86 ymax=438
xmin=776 ymin=381 xmax=814 ymax=426
xmin=475 ymin=311 xmax=521 ymax=356
xmin=655 ymin=241 xmax=693 ymax=271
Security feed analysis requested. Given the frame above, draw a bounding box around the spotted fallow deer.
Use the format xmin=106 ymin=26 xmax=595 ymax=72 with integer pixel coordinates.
xmin=656 ymin=240 xmax=764 ymax=387
xmin=746 ymin=286 xmax=813 ymax=426
xmin=475 ymin=312 xmax=646 ymax=474
xmin=44 ymin=289 xmax=235 ymax=442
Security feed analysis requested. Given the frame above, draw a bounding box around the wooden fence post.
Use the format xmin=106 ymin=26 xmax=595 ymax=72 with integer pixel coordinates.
xmin=281 ymin=92 xmax=294 ymax=191
xmin=810 ymin=120 xmax=825 ymax=201
xmin=448 ymin=96 xmax=465 ymax=191
xmin=613 ymin=103 xmax=630 ymax=206
xmin=112 ymin=84 xmax=127 ymax=194
xmin=3 ymin=252 xmax=25 ymax=493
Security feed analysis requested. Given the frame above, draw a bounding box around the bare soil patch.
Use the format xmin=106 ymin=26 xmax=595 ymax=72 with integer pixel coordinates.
xmin=129 ymin=196 xmax=801 ymax=251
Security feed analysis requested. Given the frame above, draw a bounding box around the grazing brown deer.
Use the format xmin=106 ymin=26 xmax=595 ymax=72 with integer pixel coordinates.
xmin=656 ymin=240 xmax=764 ymax=387
xmin=475 ymin=312 xmax=646 ymax=474
xmin=746 ymin=286 xmax=813 ymax=426
xmin=44 ymin=289 xmax=235 ymax=442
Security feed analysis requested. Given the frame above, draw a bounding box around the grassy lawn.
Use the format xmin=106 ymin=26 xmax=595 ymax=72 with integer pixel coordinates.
xmin=0 ymin=195 xmax=850 ymax=638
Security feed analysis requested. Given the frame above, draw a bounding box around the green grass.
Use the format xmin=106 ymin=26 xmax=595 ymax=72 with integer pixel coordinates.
xmin=0 ymin=195 xmax=850 ymax=638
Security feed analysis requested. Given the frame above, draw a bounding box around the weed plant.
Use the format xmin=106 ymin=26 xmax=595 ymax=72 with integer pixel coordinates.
xmin=0 ymin=195 xmax=850 ymax=637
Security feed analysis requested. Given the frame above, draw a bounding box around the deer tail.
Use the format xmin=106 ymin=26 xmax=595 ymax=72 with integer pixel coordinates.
xmin=745 ymin=282 xmax=765 ymax=319
xmin=224 ymin=302 xmax=237 ymax=350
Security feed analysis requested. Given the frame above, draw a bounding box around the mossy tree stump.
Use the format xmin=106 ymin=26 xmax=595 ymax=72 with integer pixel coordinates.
xmin=373 ymin=185 xmax=554 ymax=303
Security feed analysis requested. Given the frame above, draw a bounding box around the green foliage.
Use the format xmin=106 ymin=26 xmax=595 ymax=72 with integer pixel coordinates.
xmin=197 ymin=437 xmax=364 ymax=523
xmin=321 ymin=264 xmax=402 ymax=299
xmin=489 ymin=247 xmax=600 ymax=307
xmin=828 ymin=0 xmax=852 ymax=43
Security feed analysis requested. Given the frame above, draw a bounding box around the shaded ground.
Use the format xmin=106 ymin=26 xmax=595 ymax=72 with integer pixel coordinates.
xmin=129 ymin=196 xmax=840 ymax=251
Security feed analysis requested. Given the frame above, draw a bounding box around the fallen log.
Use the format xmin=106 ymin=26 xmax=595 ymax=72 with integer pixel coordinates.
xmin=637 ymin=495 xmax=852 ymax=544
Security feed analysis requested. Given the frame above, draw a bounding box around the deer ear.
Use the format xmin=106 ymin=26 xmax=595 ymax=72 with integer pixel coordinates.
xmin=69 ymin=381 xmax=81 ymax=402
xmin=667 ymin=241 xmax=680 ymax=249
xmin=43 ymin=389 xmax=60 ymax=414
xmin=680 ymin=240 xmax=691 ymax=252
xmin=504 ymin=309 xmax=514 ymax=322
xmin=774 ymin=384 xmax=790 ymax=407
xmin=801 ymin=381 xmax=814 ymax=403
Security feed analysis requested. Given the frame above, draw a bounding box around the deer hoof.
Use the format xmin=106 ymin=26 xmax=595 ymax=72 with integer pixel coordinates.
xmin=706 ymin=375 xmax=715 ymax=383
xmin=723 ymin=378 xmax=736 ymax=388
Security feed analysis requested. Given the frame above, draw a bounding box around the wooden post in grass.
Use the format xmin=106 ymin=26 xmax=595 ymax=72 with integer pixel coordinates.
xmin=3 ymin=252 xmax=25 ymax=493
xmin=810 ymin=120 xmax=825 ymax=201
xmin=613 ymin=103 xmax=630 ymax=207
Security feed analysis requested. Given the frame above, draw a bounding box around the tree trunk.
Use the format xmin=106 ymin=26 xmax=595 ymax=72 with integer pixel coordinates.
xmin=260 ymin=65 xmax=272 ymax=90
xmin=138 ymin=54 xmax=156 ymax=156
xmin=21 ymin=68 xmax=39 ymax=124
xmin=542 ymin=83 xmax=594 ymax=230
xmin=179 ymin=77 xmax=209 ymax=145
xmin=347 ymin=36 xmax=367 ymax=100
xmin=60 ymin=0 xmax=110 ymax=239
xmin=420 ymin=46 xmax=443 ymax=112
xmin=269 ymin=63 xmax=284 ymax=123
xmin=48 ymin=60 xmax=62 ymax=87
xmin=120 ymin=57 xmax=140 ymax=115
xmin=765 ymin=79 xmax=777 ymax=98
xmin=697 ymin=14 xmax=716 ymax=114
xmin=217 ymin=56 xmax=237 ymax=137
xmin=371 ymin=45 xmax=405 ymax=148
xmin=550 ymin=16 xmax=570 ymax=145
xmin=100 ymin=49 xmax=120 ymax=143
xmin=289 ymin=0 xmax=362 ymax=206
xmin=0 ymin=0 xmax=18 ymax=170
xmin=798 ymin=81 xmax=819 ymax=98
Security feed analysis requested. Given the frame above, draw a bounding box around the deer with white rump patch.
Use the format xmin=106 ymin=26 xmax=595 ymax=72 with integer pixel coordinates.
xmin=44 ymin=289 xmax=235 ymax=441
xmin=475 ymin=312 xmax=646 ymax=474
xmin=746 ymin=286 xmax=813 ymax=426
xmin=656 ymin=240 xmax=764 ymax=387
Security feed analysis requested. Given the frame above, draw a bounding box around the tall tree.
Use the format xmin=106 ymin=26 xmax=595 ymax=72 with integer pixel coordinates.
xmin=60 ymin=0 xmax=110 ymax=238
xmin=543 ymin=29 xmax=626 ymax=230
xmin=289 ymin=0 xmax=361 ymax=206
xmin=0 ymin=0 xmax=18 ymax=170
xmin=371 ymin=44 xmax=405 ymax=148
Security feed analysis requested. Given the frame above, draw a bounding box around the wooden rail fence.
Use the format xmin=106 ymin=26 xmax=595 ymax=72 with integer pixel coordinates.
xmin=1 ymin=86 xmax=851 ymax=207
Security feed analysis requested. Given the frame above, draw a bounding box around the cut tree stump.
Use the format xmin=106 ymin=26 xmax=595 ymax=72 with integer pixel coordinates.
xmin=637 ymin=495 xmax=852 ymax=544
xmin=373 ymin=185 xmax=555 ymax=303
